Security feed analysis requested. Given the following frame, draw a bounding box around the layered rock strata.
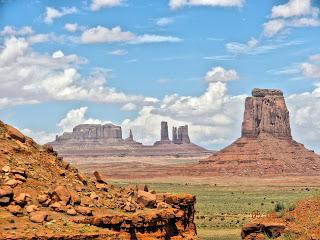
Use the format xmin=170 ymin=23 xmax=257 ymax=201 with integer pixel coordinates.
xmin=200 ymin=88 xmax=320 ymax=176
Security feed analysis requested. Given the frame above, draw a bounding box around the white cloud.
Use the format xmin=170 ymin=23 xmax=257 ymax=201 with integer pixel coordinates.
xmin=169 ymin=0 xmax=244 ymax=10
xmin=121 ymin=103 xmax=137 ymax=111
xmin=131 ymin=34 xmax=182 ymax=44
xmin=64 ymin=23 xmax=79 ymax=32
xmin=263 ymin=0 xmax=320 ymax=38
xmin=263 ymin=19 xmax=286 ymax=37
xmin=205 ymin=66 xmax=239 ymax=82
xmin=80 ymin=25 xmax=182 ymax=44
xmin=90 ymin=0 xmax=123 ymax=11
xmin=52 ymin=50 xmax=65 ymax=59
xmin=108 ymin=49 xmax=128 ymax=56
xmin=0 ymin=26 xmax=33 ymax=36
xmin=122 ymin=82 xmax=246 ymax=147
xmin=21 ymin=128 xmax=57 ymax=145
xmin=287 ymin=90 xmax=320 ymax=152
xmin=44 ymin=6 xmax=77 ymax=24
xmin=299 ymin=53 xmax=320 ymax=80
xmin=288 ymin=17 xmax=320 ymax=27
xmin=301 ymin=63 xmax=320 ymax=80
xmin=0 ymin=36 xmax=156 ymax=109
xmin=156 ymin=17 xmax=174 ymax=26
xmin=21 ymin=107 xmax=112 ymax=144
xmin=271 ymin=0 xmax=318 ymax=19
xmin=226 ymin=38 xmax=302 ymax=55
xmin=57 ymin=107 xmax=110 ymax=132
xmin=81 ymin=26 xmax=135 ymax=43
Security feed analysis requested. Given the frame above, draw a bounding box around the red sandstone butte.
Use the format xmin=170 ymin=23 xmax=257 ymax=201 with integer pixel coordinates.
xmin=200 ymin=88 xmax=320 ymax=176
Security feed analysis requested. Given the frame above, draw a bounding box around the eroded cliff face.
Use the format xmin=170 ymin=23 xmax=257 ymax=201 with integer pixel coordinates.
xmin=202 ymin=88 xmax=320 ymax=176
xmin=0 ymin=120 xmax=197 ymax=239
xmin=241 ymin=88 xmax=291 ymax=139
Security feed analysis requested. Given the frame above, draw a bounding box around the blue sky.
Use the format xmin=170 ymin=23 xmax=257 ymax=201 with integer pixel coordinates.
xmin=0 ymin=0 xmax=320 ymax=151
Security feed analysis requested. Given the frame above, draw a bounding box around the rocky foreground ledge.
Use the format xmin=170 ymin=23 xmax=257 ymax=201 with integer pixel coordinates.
xmin=0 ymin=121 xmax=197 ymax=239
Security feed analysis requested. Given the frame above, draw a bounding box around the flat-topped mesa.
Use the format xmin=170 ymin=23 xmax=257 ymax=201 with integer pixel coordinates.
xmin=241 ymin=88 xmax=292 ymax=139
xmin=56 ymin=124 xmax=122 ymax=141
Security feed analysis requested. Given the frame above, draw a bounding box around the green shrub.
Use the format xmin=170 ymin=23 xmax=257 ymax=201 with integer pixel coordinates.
xmin=274 ymin=202 xmax=285 ymax=212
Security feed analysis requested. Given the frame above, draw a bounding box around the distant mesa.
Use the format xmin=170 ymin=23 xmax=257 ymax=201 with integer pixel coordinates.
xmin=49 ymin=121 xmax=210 ymax=157
xmin=200 ymin=88 xmax=320 ymax=176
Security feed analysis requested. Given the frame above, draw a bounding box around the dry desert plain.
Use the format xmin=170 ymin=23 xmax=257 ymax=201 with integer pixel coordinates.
xmin=69 ymin=155 xmax=320 ymax=239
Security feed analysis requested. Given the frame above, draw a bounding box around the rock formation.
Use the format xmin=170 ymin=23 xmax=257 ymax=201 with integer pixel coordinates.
xmin=200 ymin=88 xmax=320 ymax=176
xmin=178 ymin=125 xmax=191 ymax=144
xmin=0 ymin=120 xmax=197 ymax=239
xmin=160 ymin=121 xmax=170 ymax=142
xmin=172 ymin=127 xmax=178 ymax=143
xmin=56 ymin=124 xmax=122 ymax=142
xmin=241 ymin=88 xmax=291 ymax=139
xmin=50 ymin=122 xmax=209 ymax=158
xmin=241 ymin=197 xmax=320 ymax=239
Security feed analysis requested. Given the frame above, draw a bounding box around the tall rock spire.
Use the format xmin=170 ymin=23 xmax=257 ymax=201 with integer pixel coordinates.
xmin=160 ymin=121 xmax=169 ymax=141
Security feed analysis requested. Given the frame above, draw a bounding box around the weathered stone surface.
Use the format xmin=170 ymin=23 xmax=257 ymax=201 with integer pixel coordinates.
xmin=160 ymin=121 xmax=169 ymax=141
xmin=8 ymin=205 xmax=23 ymax=215
xmin=252 ymin=88 xmax=283 ymax=97
xmin=30 ymin=211 xmax=50 ymax=223
xmin=56 ymin=124 xmax=122 ymax=141
xmin=203 ymin=88 xmax=320 ymax=176
xmin=75 ymin=206 xmax=93 ymax=216
xmin=172 ymin=127 xmax=178 ymax=143
xmin=93 ymin=171 xmax=105 ymax=183
xmin=2 ymin=165 xmax=10 ymax=173
xmin=66 ymin=208 xmax=77 ymax=216
xmin=37 ymin=194 xmax=49 ymax=204
xmin=0 ymin=186 xmax=13 ymax=198
xmin=241 ymin=222 xmax=286 ymax=239
xmin=5 ymin=179 xmax=19 ymax=187
xmin=25 ymin=204 xmax=39 ymax=213
xmin=242 ymin=88 xmax=291 ymax=139
xmin=5 ymin=124 xmax=26 ymax=143
xmin=137 ymin=190 xmax=156 ymax=208
xmin=14 ymin=193 xmax=28 ymax=206
xmin=52 ymin=185 xmax=71 ymax=204
xmin=178 ymin=125 xmax=190 ymax=144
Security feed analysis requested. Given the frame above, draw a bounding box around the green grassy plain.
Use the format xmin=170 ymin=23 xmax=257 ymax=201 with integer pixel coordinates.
xmin=111 ymin=181 xmax=320 ymax=240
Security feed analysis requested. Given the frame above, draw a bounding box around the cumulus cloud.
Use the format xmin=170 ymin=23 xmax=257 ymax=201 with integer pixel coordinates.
xmin=169 ymin=0 xmax=244 ymax=10
xmin=122 ymin=82 xmax=246 ymax=147
xmin=44 ymin=6 xmax=77 ymax=24
xmin=121 ymin=103 xmax=137 ymax=111
xmin=0 ymin=26 xmax=33 ymax=36
xmin=21 ymin=107 xmax=112 ymax=144
xmin=64 ymin=23 xmax=79 ymax=32
xmin=57 ymin=107 xmax=110 ymax=132
xmin=81 ymin=26 xmax=135 ymax=43
xmin=271 ymin=0 xmax=318 ymax=19
xmin=263 ymin=0 xmax=320 ymax=37
xmin=300 ymin=54 xmax=320 ymax=80
xmin=263 ymin=19 xmax=286 ymax=37
xmin=205 ymin=66 xmax=239 ymax=82
xmin=90 ymin=0 xmax=123 ymax=11
xmin=80 ymin=25 xmax=182 ymax=44
xmin=0 ymin=36 xmax=156 ymax=109
xmin=156 ymin=17 xmax=174 ymax=26
xmin=287 ymin=90 xmax=320 ymax=152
